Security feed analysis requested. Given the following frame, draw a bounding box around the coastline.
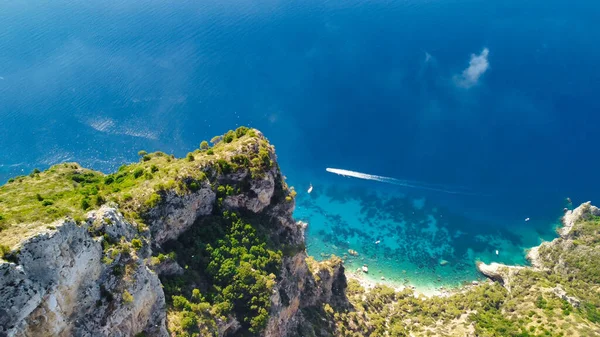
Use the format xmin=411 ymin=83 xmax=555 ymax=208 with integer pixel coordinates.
xmin=344 ymin=268 xmax=481 ymax=298
xmin=476 ymin=202 xmax=599 ymax=283
xmin=323 ymin=201 xmax=600 ymax=304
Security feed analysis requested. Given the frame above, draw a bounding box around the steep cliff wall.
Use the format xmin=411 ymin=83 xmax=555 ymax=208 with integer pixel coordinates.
xmin=0 ymin=207 xmax=167 ymax=337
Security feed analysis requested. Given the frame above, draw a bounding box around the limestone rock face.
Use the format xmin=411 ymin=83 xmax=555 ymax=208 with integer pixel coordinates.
xmin=0 ymin=207 xmax=167 ymax=337
xmin=222 ymin=169 xmax=276 ymax=213
xmin=552 ymin=285 xmax=581 ymax=308
xmin=264 ymin=254 xmax=347 ymax=337
xmin=150 ymin=258 xmax=184 ymax=276
xmin=477 ymin=262 xmax=520 ymax=284
xmin=147 ymin=186 xmax=216 ymax=245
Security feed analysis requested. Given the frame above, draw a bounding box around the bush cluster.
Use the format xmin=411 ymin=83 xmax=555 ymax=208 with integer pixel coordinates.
xmin=161 ymin=211 xmax=282 ymax=335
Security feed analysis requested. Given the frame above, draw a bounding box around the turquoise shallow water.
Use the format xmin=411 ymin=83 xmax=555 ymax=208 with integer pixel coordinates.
xmin=292 ymin=176 xmax=561 ymax=292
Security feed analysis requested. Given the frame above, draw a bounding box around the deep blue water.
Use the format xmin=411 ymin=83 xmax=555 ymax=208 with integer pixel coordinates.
xmin=1 ymin=0 xmax=599 ymax=287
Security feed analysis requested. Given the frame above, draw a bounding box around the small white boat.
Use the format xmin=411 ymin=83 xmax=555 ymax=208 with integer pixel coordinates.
xmin=495 ymin=250 xmax=499 ymax=255
xmin=525 ymin=217 xmax=530 ymax=222
xmin=307 ymin=184 xmax=313 ymax=193
xmin=375 ymin=240 xmax=380 ymax=245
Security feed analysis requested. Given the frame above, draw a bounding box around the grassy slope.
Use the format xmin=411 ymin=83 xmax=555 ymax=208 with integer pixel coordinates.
xmin=0 ymin=127 xmax=272 ymax=248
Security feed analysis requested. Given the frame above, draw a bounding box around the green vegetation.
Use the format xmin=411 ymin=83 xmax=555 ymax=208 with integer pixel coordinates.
xmin=0 ymin=126 xmax=274 ymax=248
xmin=123 ymin=290 xmax=134 ymax=304
xmin=131 ymin=238 xmax=143 ymax=250
xmin=0 ymin=244 xmax=10 ymax=259
xmin=161 ymin=211 xmax=282 ymax=336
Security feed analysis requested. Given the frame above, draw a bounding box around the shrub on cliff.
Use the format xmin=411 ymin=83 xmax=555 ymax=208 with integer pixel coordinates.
xmin=144 ymin=193 xmax=161 ymax=209
xmin=235 ymin=126 xmax=249 ymax=138
xmin=223 ymin=130 xmax=236 ymax=143
xmin=122 ymin=290 xmax=134 ymax=304
xmin=131 ymin=238 xmax=143 ymax=251
xmin=216 ymin=159 xmax=232 ymax=174
xmin=200 ymin=140 xmax=209 ymax=150
xmin=81 ymin=198 xmax=91 ymax=210
xmin=0 ymin=244 xmax=10 ymax=259
xmin=133 ymin=168 xmax=144 ymax=178
xmin=231 ymin=154 xmax=250 ymax=167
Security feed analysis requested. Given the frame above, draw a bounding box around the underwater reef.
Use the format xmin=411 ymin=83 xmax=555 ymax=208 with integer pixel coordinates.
xmin=1 ymin=127 xmax=599 ymax=337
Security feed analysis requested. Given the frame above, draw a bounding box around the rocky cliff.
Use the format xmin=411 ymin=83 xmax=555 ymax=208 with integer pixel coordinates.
xmin=0 ymin=207 xmax=167 ymax=337
xmin=0 ymin=128 xmax=345 ymax=337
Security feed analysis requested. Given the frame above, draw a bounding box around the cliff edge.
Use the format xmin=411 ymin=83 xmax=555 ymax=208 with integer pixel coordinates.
xmin=0 ymin=128 xmax=345 ymax=337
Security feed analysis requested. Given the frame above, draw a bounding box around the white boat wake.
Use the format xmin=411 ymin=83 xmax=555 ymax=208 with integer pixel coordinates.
xmin=325 ymin=168 xmax=480 ymax=195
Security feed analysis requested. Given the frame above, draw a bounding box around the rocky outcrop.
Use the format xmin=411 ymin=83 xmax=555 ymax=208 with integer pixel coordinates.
xmin=0 ymin=207 xmax=167 ymax=337
xmin=524 ymin=201 xmax=600 ymax=271
xmin=559 ymin=201 xmax=600 ymax=238
xmin=262 ymin=193 xmax=346 ymax=336
xmin=552 ymin=285 xmax=580 ymax=308
xmin=476 ymin=262 xmax=524 ymax=290
xmin=263 ymin=254 xmax=347 ymax=337
xmin=147 ymin=186 xmax=216 ymax=245
xmin=305 ymin=257 xmax=347 ymax=309
xmin=150 ymin=259 xmax=184 ymax=276
xmin=222 ymin=171 xmax=276 ymax=213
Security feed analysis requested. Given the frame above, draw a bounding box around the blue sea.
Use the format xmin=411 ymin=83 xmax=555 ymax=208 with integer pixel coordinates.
xmin=1 ymin=0 xmax=599 ymax=292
